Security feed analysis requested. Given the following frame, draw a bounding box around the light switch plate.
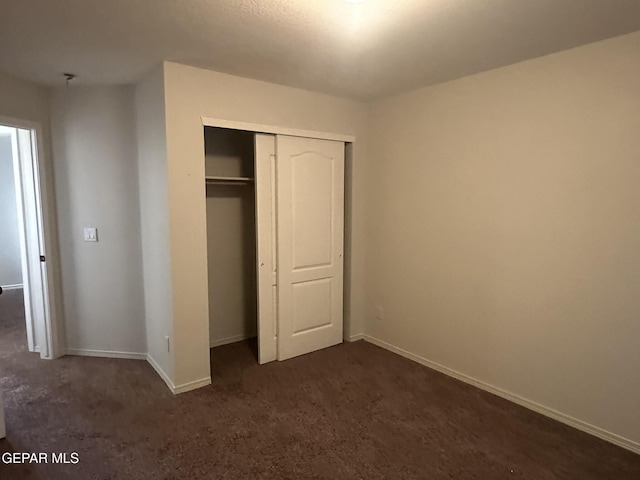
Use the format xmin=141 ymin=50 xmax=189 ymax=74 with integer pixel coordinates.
xmin=84 ymin=227 xmax=98 ymax=242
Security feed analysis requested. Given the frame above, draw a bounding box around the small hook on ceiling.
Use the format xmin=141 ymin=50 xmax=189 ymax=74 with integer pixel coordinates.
xmin=63 ymin=73 xmax=77 ymax=86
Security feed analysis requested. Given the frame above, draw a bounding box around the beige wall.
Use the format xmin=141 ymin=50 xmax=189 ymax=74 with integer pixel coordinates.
xmin=50 ymin=86 xmax=146 ymax=355
xmin=367 ymin=32 xmax=640 ymax=447
xmin=0 ymin=71 xmax=50 ymax=125
xmin=134 ymin=66 xmax=174 ymax=380
xmin=163 ymin=62 xmax=369 ymax=387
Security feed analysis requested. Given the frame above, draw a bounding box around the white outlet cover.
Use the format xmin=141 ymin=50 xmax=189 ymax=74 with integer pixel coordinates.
xmin=84 ymin=227 xmax=98 ymax=242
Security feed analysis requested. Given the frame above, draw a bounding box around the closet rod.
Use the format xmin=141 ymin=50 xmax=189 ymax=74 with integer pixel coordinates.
xmin=205 ymin=176 xmax=254 ymax=185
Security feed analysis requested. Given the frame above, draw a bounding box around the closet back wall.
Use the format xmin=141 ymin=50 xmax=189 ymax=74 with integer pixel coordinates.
xmin=205 ymin=128 xmax=257 ymax=347
xmin=51 ymin=86 xmax=146 ymax=356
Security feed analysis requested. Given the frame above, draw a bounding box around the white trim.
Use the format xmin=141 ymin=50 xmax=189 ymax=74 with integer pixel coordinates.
xmin=66 ymin=348 xmax=146 ymax=360
xmin=362 ymin=334 xmax=640 ymax=455
xmin=1 ymin=284 xmax=24 ymax=290
xmin=201 ymin=117 xmax=356 ymax=143
xmin=173 ymin=377 xmax=212 ymax=394
xmin=347 ymin=333 xmax=364 ymax=342
xmin=210 ymin=334 xmax=254 ymax=348
xmin=146 ymin=354 xmax=176 ymax=392
xmin=147 ymin=354 xmax=211 ymax=394
xmin=9 ymin=125 xmax=35 ymax=353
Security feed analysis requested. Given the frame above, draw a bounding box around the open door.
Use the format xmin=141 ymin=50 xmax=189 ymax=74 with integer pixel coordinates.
xmin=276 ymin=135 xmax=345 ymax=360
xmin=1 ymin=122 xmax=56 ymax=359
xmin=15 ymin=127 xmax=53 ymax=358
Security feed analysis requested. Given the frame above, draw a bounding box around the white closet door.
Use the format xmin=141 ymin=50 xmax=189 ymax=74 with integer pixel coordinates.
xmin=276 ymin=135 xmax=344 ymax=360
xmin=255 ymin=134 xmax=277 ymax=364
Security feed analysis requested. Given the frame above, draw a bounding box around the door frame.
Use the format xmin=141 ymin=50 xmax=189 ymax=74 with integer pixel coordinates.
xmin=201 ymin=117 xmax=355 ymax=143
xmin=0 ymin=115 xmax=64 ymax=359
xmin=201 ymin=117 xmax=355 ymax=364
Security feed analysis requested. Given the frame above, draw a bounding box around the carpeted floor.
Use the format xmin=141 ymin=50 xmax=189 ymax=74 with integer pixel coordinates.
xmin=1 ymin=289 xmax=639 ymax=479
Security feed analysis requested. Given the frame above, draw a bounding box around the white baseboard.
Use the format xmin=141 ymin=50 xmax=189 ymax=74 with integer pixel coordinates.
xmin=146 ymin=354 xmax=176 ymax=391
xmin=61 ymin=349 xmax=211 ymax=395
xmin=1 ymin=284 xmax=23 ymax=290
xmin=173 ymin=376 xmax=212 ymax=394
xmin=210 ymin=333 xmax=254 ymax=348
xmin=362 ymin=334 xmax=640 ymax=455
xmin=66 ymin=348 xmax=146 ymax=360
xmin=347 ymin=333 xmax=364 ymax=342
xmin=146 ymin=354 xmax=211 ymax=394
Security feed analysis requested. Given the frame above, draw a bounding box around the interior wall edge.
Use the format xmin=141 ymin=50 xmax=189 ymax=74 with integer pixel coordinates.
xmin=135 ymin=63 xmax=175 ymax=389
xmin=172 ymin=377 xmax=212 ymax=395
xmin=146 ymin=353 xmax=176 ymax=392
xmin=362 ymin=334 xmax=640 ymax=455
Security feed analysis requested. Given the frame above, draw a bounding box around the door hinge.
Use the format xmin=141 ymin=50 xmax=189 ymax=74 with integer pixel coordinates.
xmin=40 ymin=255 xmax=46 ymax=262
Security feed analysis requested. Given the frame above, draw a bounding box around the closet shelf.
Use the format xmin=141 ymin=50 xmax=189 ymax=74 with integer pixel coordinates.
xmin=205 ymin=176 xmax=254 ymax=185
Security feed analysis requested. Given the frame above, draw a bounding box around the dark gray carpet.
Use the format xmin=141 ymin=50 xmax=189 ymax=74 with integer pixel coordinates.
xmin=1 ymin=288 xmax=639 ymax=479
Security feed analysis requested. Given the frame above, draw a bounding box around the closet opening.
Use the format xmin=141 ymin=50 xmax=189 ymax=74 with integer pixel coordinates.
xmin=205 ymin=127 xmax=259 ymax=366
xmin=202 ymin=118 xmax=354 ymax=376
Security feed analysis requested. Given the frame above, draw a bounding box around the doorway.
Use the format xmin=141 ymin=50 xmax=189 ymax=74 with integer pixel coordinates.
xmin=0 ymin=118 xmax=59 ymax=359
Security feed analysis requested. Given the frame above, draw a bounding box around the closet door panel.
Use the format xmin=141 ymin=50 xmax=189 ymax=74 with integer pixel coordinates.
xmin=291 ymin=154 xmax=333 ymax=268
xmin=277 ymin=135 xmax=344 ymax=361
xmin=255 ymin=134 xmax=277 ymax=364
xmin=292 ymin=278 xmax=333 ymax=333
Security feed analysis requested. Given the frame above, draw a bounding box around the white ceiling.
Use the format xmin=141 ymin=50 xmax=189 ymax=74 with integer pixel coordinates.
xmin=1 ymin=0 xmax=639 ymax=100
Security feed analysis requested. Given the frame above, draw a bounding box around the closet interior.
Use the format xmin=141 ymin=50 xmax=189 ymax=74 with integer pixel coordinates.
xmin=204 ymin=122 xmax=348 ymax=369
xmin=205 ymin=127 xmax=258 ymax=359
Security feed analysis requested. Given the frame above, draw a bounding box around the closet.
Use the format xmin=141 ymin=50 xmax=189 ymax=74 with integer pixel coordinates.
xmin=204 ymin=126 xmax=345 ymax=365
xmin=205 ymin=127 xmax=258 ymax=353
